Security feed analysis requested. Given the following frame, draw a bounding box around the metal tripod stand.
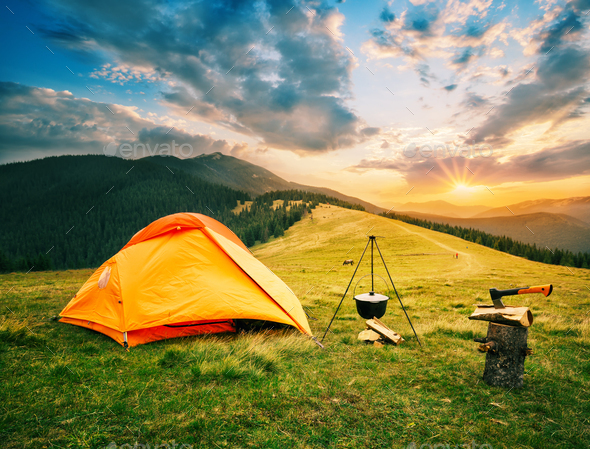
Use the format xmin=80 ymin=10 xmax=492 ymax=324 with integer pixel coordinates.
xmin=321 ymin=235 xmax=421 ymax=346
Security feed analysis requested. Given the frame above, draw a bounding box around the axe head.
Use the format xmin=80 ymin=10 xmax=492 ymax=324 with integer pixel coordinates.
xmin=489 ymin=288 xmax=505 ymax=309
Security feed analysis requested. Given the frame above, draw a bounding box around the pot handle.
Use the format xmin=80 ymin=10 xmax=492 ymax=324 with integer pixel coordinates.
xmin=352 ymin=274 xmax=390 ymax=299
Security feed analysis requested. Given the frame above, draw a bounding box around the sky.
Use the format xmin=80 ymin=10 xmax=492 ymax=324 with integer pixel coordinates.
xmin=1 ymin=0 xmax=589 ymax=209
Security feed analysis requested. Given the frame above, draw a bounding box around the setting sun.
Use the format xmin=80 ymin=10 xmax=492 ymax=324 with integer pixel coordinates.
xmin=452 ymin=183 xmax=479 ymax=196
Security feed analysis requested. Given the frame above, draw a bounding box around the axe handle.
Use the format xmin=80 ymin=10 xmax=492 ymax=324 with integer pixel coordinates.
xmin=490 ymin=284 xmax=553 ymax=300
xmin=517 ymin=284 xmax=553 ymax=297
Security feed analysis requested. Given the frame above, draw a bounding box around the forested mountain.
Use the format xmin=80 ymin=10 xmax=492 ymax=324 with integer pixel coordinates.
xmin=383 ymin=212 xmax=590 ymax=269
xmin=390 ymin=210 xmax=590 ymax=253
xmin=394 ymin=200 xmax=491 ymax=218
xmin=148 ymin=153 xmax=385 ymax=213
xmin=474 ymin=196 xmax=590 ymax=224
xmin=0 ymin=155 xmax=363 ymax=271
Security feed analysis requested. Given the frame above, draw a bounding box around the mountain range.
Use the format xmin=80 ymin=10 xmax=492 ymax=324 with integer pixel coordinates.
xmin=393 ymin=211 xmax=590 ymax=253
xmin=473 ymin=197 xmax=590 ymax=224
xmin=394 ymin=196 xmax=590 ymax=253
xmin=148 ymin=153 xmax=385 ymax=214
xmin=1 ymin=151 xmax=589 ymax=254
xmin=394 ymin=200 xmax=491 ymax=218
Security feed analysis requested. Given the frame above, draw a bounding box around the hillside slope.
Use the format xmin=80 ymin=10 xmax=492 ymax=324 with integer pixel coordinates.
xmin=395 ymin=200 xmax=490 ymax=218
xmin=475 ymin=196 xmax=590 ymax=224
xmin=2 ymin=205 xmax=589 ymax=448
xmin=389 ymin=210 xmax=590 ymax=253
xmin=147 ymin=153 xmax=386 ymax=213
xmin=0 ymin=155 xmax=250 ymax=269
xmin=253 ymin=203 xmax=590 ymax=336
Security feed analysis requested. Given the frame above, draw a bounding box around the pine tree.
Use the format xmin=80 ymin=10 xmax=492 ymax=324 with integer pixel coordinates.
xmin=0 ymin=249 xmax=12 ymax=273
xmin=273 ymin=223 xmax=284 ymax=238
xmin=245 ymin=228 xmax=256 ymax=247
xmin=261 ymin=226 xmax=270 ymax=243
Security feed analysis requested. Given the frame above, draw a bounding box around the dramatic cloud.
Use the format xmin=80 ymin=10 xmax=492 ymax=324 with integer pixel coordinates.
xmin=0 ymin=82 xmax=242 ymax=162
xmin=36 ymin=0 xmax=375 ymax=154
xmin=348 ymin=140 xmax=590 ymax=191
xmin=469 ymin=44 xmax=589 ymax=146
xmin=532 ymin=0 xmax=588 ymax=53
xmin=362 ymin=0 xmax=507 ymax=83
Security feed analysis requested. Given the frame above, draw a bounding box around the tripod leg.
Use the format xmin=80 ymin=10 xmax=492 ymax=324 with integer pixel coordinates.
xmin=321 ymin=239 xmax=370 ymax=343
xmin=375 ymin=240 xmax=422 ymax=347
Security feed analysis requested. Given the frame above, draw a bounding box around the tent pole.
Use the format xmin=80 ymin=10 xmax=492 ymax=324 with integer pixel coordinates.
xmin=321 ymin=238 xmax=371 ymax=343
xmin=374 ymin=239 xmax=422 ymax=347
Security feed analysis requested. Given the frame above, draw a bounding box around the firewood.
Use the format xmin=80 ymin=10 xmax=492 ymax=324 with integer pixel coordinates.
xmin=468 ymin=305 xmax=533 ymax=327
xmin=358 ymin=329 xmax=381 ymax=342
xmin=366 ymin=317 xmax=404 ymax=345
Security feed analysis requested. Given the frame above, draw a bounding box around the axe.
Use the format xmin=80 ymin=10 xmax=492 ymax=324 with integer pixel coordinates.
xmin=489 ymin=284 xmax=553 ymax=309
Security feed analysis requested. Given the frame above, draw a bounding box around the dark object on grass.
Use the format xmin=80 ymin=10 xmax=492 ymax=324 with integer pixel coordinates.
xmin=234 ymin=319 xmax=291 ymax=333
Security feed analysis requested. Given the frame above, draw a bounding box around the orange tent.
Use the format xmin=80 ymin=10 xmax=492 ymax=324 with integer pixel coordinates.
xmin=59 ymin=213 xmax=311 ymax=347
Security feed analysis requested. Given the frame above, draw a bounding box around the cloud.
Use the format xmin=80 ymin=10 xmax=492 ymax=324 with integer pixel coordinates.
xmin=469 ymin=45 xmax=589 ymax=146
xmin=415 ymin=63 xmax=436 ymax=86
xmin=90 ymin=63 xmax=167 ymax=85
xmin=229 ymin=142 xmax=250 ymax=157
xmin=37 ymin=0 xmax=373 ymax=154
xmin=536 ymin=46 xmax=590 ymax=90
xmin=379 ymin=6 xmax=395 ymax=23
xmin=443 ymin=84 xmax=458 ymax=91
xmin=533 ymin=1 xmax=586 ymax=53
xmin=460 ymin=92 xmax=490 ymax=110
xmin=470 ymin=85 xmax=587 ymax=147
xmin=361 ymin=127 xmax=381 ymax=137
xmin=347 ymin=140 xmax=590 ymax=191
xmin=362 ymin=0 xmax=509 ymax=83
xmin=404 ymin=3 xmax=440 ymax=36
xmin=0 ymin=82 xmax=240 ymax=163
xmin=450 ymin=46 xmax=485 ymax=70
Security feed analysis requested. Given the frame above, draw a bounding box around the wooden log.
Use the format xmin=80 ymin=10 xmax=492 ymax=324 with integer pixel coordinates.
xmin=358 ymin=329 xmax=381 ymax=342
xmin=480 ymin=322 xmax=530 ymax=389
xmin=468 ymin=305 xmax=533 ymax=327
xmin=366 ymin=317 xmax=404 ymax=345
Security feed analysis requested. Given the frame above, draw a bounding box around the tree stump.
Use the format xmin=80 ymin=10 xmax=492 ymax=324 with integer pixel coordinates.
xmin=479 ymin=322 xmax=530 ymax=389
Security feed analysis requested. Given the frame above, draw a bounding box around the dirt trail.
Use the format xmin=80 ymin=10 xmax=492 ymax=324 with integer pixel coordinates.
xmin=389 ymin=221 xmax=481 ymax=273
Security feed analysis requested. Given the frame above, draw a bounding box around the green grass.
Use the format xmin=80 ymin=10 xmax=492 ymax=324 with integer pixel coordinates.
xmin=1 ymin=204 xmax=589 ymax=448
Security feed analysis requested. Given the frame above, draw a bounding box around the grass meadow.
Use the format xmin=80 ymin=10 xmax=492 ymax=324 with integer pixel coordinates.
xmin=1 ymin=205 xmax=589 ymax=448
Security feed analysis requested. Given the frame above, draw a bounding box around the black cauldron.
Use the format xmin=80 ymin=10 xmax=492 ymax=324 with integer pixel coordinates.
xmin=354 ymin=291 xmax=389 ymax=319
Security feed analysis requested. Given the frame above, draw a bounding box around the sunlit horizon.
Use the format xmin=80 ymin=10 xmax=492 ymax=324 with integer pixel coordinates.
xmin=1 ymin=0 xmax=589 ymax=209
